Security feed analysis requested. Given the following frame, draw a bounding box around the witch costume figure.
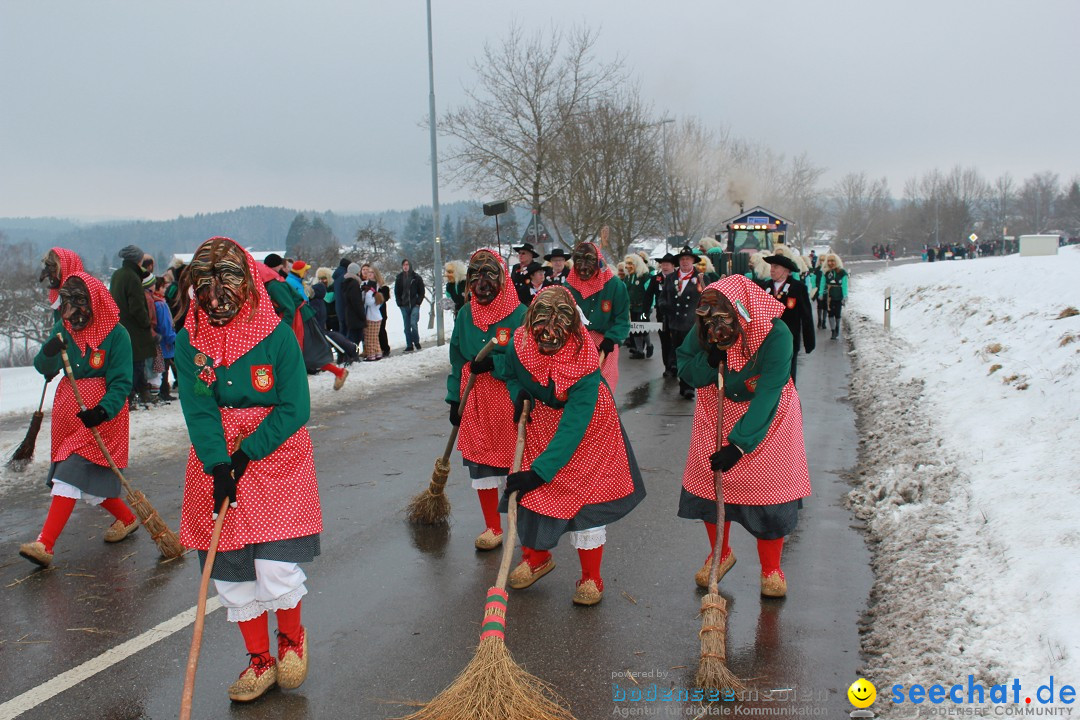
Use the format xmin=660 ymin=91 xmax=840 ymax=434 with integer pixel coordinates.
xmin=19 ymin=273 xmax=139 ymax=568
xmin=446 ymin=249 xmax=528 ymax=550
xmin=177 ymin=237 xmax=321 ymax=703
xmin=40 ymin=246 xmax=85 ymax=320
xmin=490 ymin=286 xmax=645 ymax=606
xmin=565 ymin=236 xmax=630 ymax=393
xmin=676 ymin=275 xmax=811 ymax=598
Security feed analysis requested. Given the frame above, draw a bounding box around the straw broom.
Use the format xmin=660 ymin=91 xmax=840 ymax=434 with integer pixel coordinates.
xmin=696 ymin=361 xmax=744 ymax=691
xmin=398 ymin=400 xmax=577 ymax=720
xmin=406 ymin=337 xmax=499 ymax=525
xmin=58 ymin=339 xmax=184 ymax=559
xmin=5 ymin=378 xmax=50 ymax=471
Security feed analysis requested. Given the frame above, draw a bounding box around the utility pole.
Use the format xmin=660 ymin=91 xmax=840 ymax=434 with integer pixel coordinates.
xmin=426 ymin=0 xmax=444 ymax=345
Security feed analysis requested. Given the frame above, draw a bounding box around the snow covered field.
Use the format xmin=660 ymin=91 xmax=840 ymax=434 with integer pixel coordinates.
xmin=846 ymin=246 xmax=1080 ymax=712
xmin=0 ymin=299 xmax=454 ymax=493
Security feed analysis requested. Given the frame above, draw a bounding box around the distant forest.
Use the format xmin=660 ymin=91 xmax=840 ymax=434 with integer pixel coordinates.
xmin=0 ymin=202 xmax=531 ymax=273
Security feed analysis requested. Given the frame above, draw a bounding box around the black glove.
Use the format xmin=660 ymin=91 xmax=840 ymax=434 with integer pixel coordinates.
xmin=707 ymin=346 xmax=727 ymax=369
xmin=76 ymin=405 xmax=109 ymax=428
xmin=504 ymin=469 xmax=545 ymax=499
xmin=513 ymin=390 xmax=531 ymax=424
xmin=230 ymin=447 xmax=250 ymax=484
xmin=709 ymin=445 xmax=744 ymax=473
xmin=42 ymin=335 xmax=66 ymax=358
xmin=470 ymin=356 xmax=494 ymax=375
xmin=598 ymin=337 xmax=616 ymax=355
xmin=448 ymin=401 xmax=461 ymax=427
xmin=211 ymin=463 xmax=238 ymax=516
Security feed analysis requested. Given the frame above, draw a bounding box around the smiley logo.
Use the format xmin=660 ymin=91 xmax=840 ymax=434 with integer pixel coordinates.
xmin=847 ymin=678 xmax=876 ymax=708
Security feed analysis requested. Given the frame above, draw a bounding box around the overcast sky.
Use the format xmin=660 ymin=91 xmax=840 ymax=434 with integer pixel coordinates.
xmin=2 ymin=0 xmax=1076 ymax=221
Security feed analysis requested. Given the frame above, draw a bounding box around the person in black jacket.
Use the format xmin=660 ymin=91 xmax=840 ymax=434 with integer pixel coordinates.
xmin=757 ymin=254 xmax=815 ymax=385
xmin=394 ymin=259 xmax=425 ymax=352
xmin=516 ymin=261 xmax=553 ymax=305
xmin=650 ymin=252 xmax=676 ymax=369
xmin=332 ymin=257 xmax=351 ymax=336
xmin=341 ymin=263 xmax=366 ymax=346
xmin=661 ymin=246 xmax=705 ymax=399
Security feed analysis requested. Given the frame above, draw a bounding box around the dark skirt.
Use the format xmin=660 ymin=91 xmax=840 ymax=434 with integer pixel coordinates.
xmin=464 ymin=459 xmax=509 ymax=480
xmin=301 ymin=315 xmax=335 ymax=371
xmin=46 ymin=454 xmax=121 ymax=498
xmin=678 ymin=488 xmax=802 ymax=540
xmin=501 ymin=424 xmax=646 ymax=551
xmin=198 ymin=534 xmax=321 ymax=582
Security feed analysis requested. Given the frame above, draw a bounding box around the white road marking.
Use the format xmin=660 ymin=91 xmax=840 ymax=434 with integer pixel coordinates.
xmin=0 ymin=597 xmax=221 ymax=720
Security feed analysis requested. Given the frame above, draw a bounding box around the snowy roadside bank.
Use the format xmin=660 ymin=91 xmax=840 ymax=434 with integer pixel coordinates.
xmin=845 ymin=247 xmax=1080 ymax=713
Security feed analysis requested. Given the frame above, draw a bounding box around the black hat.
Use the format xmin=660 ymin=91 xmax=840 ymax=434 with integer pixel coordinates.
xmin=658 ymin=253 xmax=677 ymax=265
xmin=512 ymin=242 xmax=537 ymax=256
xmin=764 ymin=254 xmax=799 ymax=273
xmin=526 ymin=261 xmax=545 ymax=275
xmin=264 ymin=253 xmax=284 ymax=268
xmin=674 ymin=245 xmax=698 ymax=260
xmin=544 ymin=248 xmax=569 ymax=261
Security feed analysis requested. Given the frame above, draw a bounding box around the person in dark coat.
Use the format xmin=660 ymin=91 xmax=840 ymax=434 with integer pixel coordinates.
xmin=650 ymin=252 xmax=676 ymax=369
xmin=517 ymin=261 xmax=553 ymax=305
xmin=757 ymin=254 xmax=815 ymax=385
xmin=340 ymin=263 xmax=366 ymax=346
xmin=394 ymin=259 xmax=425 ymax=352
xmin=660 ymin=246 xmax=705 ymax=399
xmin=543 ymin=248 xmax=571 ymax=285
xmin=510 ymin=242 xmax=539 ymax=293
xmin=110 ymin=244 xmax=157 ymax=406
xmin=332 ymin=258 xmax=351 ymax=336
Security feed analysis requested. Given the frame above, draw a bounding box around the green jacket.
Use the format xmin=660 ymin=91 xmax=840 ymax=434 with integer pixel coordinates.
xmin=176 ymin=322 xmax=310 ymax=473
xmin=568 ymin=277 xmax=630 ymax=344
xmin=623 ymin=273 xmax=654 ymax=314
xmin=35 ymin=321 xmax=133 ymax=420
xmin=819 ymin=269 xmax=849 ymax=300
xmin=446 ymin=302 xmax=527 ymax=404
xmin=110 ymin=260 xmax=156 ymax=361
xmin=493 ymin=340 xmax=604 ymax=483
xmin=265 ymin=278 xmax=315 ymax=321
xmin=676 ymin=319 xmax=792 ymax=454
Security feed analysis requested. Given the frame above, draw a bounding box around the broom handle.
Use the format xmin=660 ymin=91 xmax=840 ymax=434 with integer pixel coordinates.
xmin=441 ymin=337 xmax=500 ymax=460
xmin=57 ymin=339 xmax=136 ymax=497
xmin=708 ymin=362 xmax=727 ymax=593
xmin=34 ymin=378 xmax=50 ymax=413
xmin=179 ymin=499 xmax=229 ymax=720
xmin=495 ymin=398 xmax=531 ymax=590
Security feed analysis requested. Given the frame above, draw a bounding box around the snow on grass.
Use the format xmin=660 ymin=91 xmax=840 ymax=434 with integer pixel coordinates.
xmin=846 ymin=246 xmax=1080 ymax=708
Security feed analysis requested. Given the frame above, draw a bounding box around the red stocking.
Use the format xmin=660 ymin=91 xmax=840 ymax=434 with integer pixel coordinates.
xmin=100 ymin=497 xmax=136 ymax=525
xmin=703 ymin=521 xmax=732 ymax=559
xmin=757 ymin=537 xmax=785 ymax=576
xmin=38 ymin=496 xmax=76 ymax=552
xmin=476 ymin=488 xmax=502 ymax=534
xmin=320 ymin=364 xmax=344 ymax=379
xmin=237 ymin=611 xmax=270 ymax=660
xmin=577 ymin=546 xmax=604 ymax=590
xmin=521 ymin=546 xmax=551 ymax=570
xmin=275 ymin=600 xmax=302 ymax=640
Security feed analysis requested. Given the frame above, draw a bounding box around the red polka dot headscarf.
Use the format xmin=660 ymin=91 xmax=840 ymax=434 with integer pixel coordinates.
xmin=468 ymin=247 xmax=522 ymax=331
xmin=47 ymin=247 xmax=85 ymax=306
xmin=567 ymin=241 xmax=614 ymax=299
xmin=184 ymin=237 xmax=282 ymax=367
xmin=60 ymin=271 xmax=120 ymax=353
xmin=706 ymin=275 xmax=785 ymax=372
xmin=514 ymin=285 xmax=601 ymax=396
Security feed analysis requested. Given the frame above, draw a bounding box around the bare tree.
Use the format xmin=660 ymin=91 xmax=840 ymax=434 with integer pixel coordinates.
xmin=1015 ymin=171 xmax=1060 ymax=234
xmin=0 ymin=237 xmax=53 ymax=367
xmin=831 ymin=172 xmax=893 ymax=255
xmin=660 ymin=118 xmax=728 ymax=242
xmin=439 ymin=24 xmax=624 ymax=238
xmin=544 ymin=90 xmax=666 ymax=259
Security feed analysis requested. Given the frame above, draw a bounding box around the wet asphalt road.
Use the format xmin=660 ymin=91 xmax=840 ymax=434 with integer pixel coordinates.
xmin=0 ymin=264 xmax=903 ymax=720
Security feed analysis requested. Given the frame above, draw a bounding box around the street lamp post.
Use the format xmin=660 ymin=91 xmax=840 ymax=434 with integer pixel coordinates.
xmin=426 ymin=0 xmax=445 ymax=346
